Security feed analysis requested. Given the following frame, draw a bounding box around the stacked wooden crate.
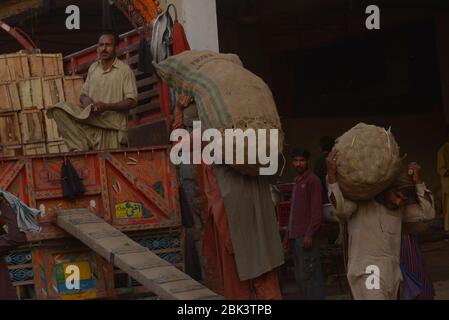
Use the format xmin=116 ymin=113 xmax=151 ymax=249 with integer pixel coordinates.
xmin=0 ymin=52 xmax=84 ymax=156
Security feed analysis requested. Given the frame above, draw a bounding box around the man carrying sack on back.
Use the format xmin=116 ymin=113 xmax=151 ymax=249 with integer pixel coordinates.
xmin=47 ymin=31 xmax=138 ymax=151
xmin=157 ymin=50 xmax=285 ymax=299
xmin=327 ymin=152 xmax=435 ymax=299
xmin=174 ymin=98 xmax=284 ymax=300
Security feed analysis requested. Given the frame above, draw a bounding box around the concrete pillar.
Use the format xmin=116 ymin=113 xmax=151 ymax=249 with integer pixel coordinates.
xmin=161 ymin=0 xmax=220 ymax=52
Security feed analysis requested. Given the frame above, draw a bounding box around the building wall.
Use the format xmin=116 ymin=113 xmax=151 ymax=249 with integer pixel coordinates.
xmin=156 ymin=2 xmax=447 ymax=198
xmin=161 ymin=0 xmax=219 ymax=52
xmin=215 ymin=6 xmax=447 ymax=196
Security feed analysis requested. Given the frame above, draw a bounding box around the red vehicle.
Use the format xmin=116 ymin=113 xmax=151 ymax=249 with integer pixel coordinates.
xmin=0 ymin=0 xmax=186 ymax=299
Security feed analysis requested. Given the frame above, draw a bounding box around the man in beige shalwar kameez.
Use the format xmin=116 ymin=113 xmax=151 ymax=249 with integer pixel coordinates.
xmin=326 ymin=150 xmax=435 ymax=300
xmin=47 ymin=31 xmax=138 ymax=151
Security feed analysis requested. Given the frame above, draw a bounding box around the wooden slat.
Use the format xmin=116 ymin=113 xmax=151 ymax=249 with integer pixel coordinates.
xmin=136 ymin=76 xmax=158 ymax=88
xmin=18 ymin=78 xmax=44 ymax=110
xmin=0 ymin=144 xmax=22 ymax=157
xmin=138 ymin=88 xmax=159 ymax=101
xmin=63 ymin=76 xmax=84 ymax=106
xmin=44 ymin=54 xmax=64 ymax=76
xmin=129 ymin=101 xmax=161 ymax=116
xmin=0 ymin=84 xmax=10 ymax=112
xmin=3 ymin=54 xmax=30 ymax=80
xmin=0 ymin=112 xmax=21 ymax=145
xmin=29 ymin=54 xmax=64 ymax=77
xmin=42 ymin=76 xmax=65 ymax=108
xmin=0 ymin=56 xmax=10 ymax=81
xmin=23 ymin=143 xmax=46 ymax=156
xmin=42 ymin=109 xmax=62 ymax=141
xmin=31 ymin=78 xmax=44 ymax=109
xmin=46 ymin=140 xmax=69 ymax=154
xmin=56 ymin=209 xmax=222 ymax=300
xmin=8 ymin=82 xmax=21 ymax=110
xmin=28 ymin=55 xmax=44 ymax=78
xmin=0 ymin=82 xmax=20 ymax=112
xmin=18 ymin=79 xmax=31 ymax=108
xmin=19 ymin=109 xmax=45 ymax=143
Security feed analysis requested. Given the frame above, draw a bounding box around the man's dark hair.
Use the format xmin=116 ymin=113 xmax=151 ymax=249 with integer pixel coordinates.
xmin=319 ymin=136 xmax=335 ymax=152
xmin=291 ymin=147 xmax=310 ymax=159
xmin=375 ymin=185 xmax=419 ymax=207
xmin=375 ymin=170 xmax=419 ymax=207
xmin=99 ymin=30 xmax=120 ymax=46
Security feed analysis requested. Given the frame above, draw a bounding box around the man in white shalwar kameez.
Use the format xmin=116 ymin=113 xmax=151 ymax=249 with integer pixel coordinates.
xmin=326 ymin=150 xmax=435 ymax=300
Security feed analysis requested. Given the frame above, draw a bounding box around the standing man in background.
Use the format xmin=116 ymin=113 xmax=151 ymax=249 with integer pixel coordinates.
xmin=286 ymin=147 xmax=325 ymax=299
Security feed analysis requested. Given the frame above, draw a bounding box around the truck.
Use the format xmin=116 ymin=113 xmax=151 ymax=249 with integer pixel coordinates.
xmin=0 ymin=0 xmax=220 ymax=300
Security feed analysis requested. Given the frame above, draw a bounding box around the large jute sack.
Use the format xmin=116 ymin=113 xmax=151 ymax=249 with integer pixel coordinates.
xmin=154 ymin=50 xmax=283 ymax=176
xmin=334 ymin=123 xmax=402 ymax=201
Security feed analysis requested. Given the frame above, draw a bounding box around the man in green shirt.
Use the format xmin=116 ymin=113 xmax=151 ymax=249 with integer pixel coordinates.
xmin=47 ymin=31 xmax=138 ymax=151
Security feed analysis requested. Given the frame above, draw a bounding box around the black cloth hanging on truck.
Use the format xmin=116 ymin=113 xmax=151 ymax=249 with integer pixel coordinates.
xmin=61 ymin=159 xmax=85 ymax=200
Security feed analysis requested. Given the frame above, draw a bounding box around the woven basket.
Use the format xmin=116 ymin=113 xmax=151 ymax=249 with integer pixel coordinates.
xmin=335 ymin=123 xmax=402 ymax=200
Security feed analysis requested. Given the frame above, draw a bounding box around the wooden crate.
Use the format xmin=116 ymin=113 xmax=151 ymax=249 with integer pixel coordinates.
xmin=19 ymin=109 xmax=45 ymax=143
xmin=28 ymin=53 xmax=64 ymax=77
xmin=0 ymin=144 xmax=22 ymax=157
xmin=23 ymin=142 xmax=47 ymax=156
xmin=63 ymin=76 xmax=84 ymax=106
xmin=0 ymin=82 xmax=21 ymax=112
xmin=46 ymin=140 xmax=68 ymax=154
xmin=42 ymin=76 xmax=65 ymax=108
xmin=0 ymin=112 xmax=21 ymax=145
xmin=0 ymin=54 xmax=30 ymax=81
xmin=18 ymin=78 xmax=44 ymax=110
xmin=42 ymin=109 xmax=62 ymax=142
xmin=0 ymin=56 xmax=8 ymax=80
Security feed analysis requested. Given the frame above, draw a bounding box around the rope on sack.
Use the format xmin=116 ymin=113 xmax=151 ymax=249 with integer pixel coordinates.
xmin=351 ymin=135 xmax=357 ymax=147
xmin=384 ymin=127 xmax=391 ymax=154
xmin=279 ymin=152 xmax=286 ymax=177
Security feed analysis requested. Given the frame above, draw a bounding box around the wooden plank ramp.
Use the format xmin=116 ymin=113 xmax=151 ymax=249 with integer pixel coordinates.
xmin=56 ymin=208 xmax=222 ymax=300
